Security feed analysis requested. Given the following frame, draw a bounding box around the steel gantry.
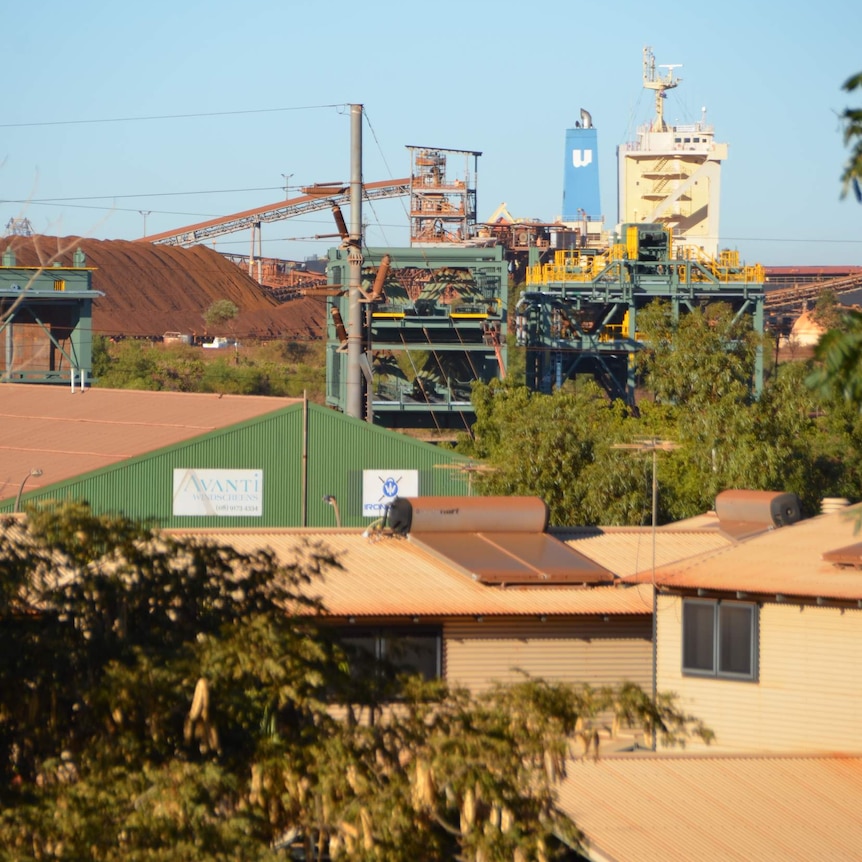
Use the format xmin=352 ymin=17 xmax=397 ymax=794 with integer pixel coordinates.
xmin=516 ymin=223 xmax=766 ymax=404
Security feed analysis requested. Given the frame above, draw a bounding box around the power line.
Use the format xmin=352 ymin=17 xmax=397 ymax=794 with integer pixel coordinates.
xmin=10 ymin=186 xmax=285 ymax=202
xmin=724 ymin=235 xmax=862 ymax=246
xmin=0 ymin=200 xmax=223 ymax=218
xmin=0 ymin=103 xmax=347 ymax=129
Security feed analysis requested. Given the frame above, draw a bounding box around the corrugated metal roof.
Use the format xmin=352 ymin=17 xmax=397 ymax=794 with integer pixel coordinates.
xmin=0 ymin=384 xmax=299 ymax=501
xmin=169 ymin=529 xmax=653 ymax=617
xmin=557 ymin=752 xmax=862 ymax=862
xmin=557 ymin=527 xmax=735 ymax=579
xmin=630 ymin=506 xmax=862 ymax=601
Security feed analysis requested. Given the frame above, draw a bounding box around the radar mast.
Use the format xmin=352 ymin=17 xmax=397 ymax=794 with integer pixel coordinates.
xmin=642 ymin=46 xmax=682 ymax=132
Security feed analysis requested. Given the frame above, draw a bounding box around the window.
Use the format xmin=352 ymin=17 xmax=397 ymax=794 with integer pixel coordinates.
xmin=682 ymin=599 xmax=758 ymax=681
xmin=337 ymin=626 xmax=442 ymax=682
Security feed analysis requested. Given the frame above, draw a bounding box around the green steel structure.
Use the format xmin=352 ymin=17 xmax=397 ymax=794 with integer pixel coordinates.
xmin=0 ymin=246 xmax=101 ymax=385
xmin=0 ymin=401 xmax=475 ymax=527
xmin=325 ymin=245 xmax=508 ymax=431
xmin=516 ymin=223 xmax=766 ymax=403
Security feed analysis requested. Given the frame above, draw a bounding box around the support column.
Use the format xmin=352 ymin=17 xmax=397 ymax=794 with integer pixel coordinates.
xmin=346 ymin=103 xmax=365 ymax=420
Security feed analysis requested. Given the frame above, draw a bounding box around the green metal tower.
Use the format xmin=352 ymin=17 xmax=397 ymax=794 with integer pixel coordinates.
xmin=516 ymin=223 xmax=765 ymax=403
xmin=1 ymin=245 xmax=102 ymax=385
xmin=326 ymin=245 xmax=508 ymax=431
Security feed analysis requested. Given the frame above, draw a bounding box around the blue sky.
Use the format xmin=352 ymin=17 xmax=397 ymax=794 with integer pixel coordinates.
xmin=2 ymin=0 xmax=860 ymax=266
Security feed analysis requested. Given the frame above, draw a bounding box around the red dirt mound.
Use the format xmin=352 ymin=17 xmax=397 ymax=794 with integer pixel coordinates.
xmin=1 ymin=235 xmax=327 ymax=340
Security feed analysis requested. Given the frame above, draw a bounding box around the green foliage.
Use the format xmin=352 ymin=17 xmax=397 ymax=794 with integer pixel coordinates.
xmin=0 ymin=502 xmax=337 ymax=858
xmin=504 ymin=278 xmax=527 ymax=386
xmin=811 ymin=289 xmax=847 ymax=333
xmin=460 ymin=380 xmax=648 ymax=526
xmin=806 ymin=309 xmax=862 ymax=408
xmin=635 ymin=300 xmax=762 ymax=409
xmin=92 ymin=339 xmax=326 ymax=398
xmin=91 ymin=334 xmax=113 ymax=380
xmin=460 ymin=296 xmax=862 ymax=523
xmin=93 ymin=339 xmax=162 ymax=390
xmin=203 ymin=300 xmax=239 ymax=335
xmin=840 ymin=70 xmax=862 ymax=200
xmin=0 ymin=503 xmax=709 ymax=861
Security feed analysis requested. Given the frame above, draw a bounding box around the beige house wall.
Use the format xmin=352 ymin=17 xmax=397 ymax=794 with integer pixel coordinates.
xmin=444 ymin=616 xmax=652 ymax=694
xmin=657 ymin=595 xmax=862 ymax=752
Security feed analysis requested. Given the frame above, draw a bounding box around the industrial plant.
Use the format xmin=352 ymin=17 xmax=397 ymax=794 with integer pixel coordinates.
xmin=3 ymin=47 xmax=861 ymax=432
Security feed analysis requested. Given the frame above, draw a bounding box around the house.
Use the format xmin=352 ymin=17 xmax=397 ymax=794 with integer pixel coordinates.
xmin=551 ymin=491 xmax=862 ymax=862
xmin=634 ymin=493 xmax=862 ymax=753
xmin=172 ymin=491 xmax=862 ymax=861
xmin=16 ymin=451 xmax=862 ymax=857
xmin=171 ymin=496 xmax=658 ymax=701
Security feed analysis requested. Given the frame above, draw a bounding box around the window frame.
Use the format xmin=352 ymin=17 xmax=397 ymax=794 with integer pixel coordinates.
xmin=336 ymin=625 xmax=443 ymax=682
xmin=681 ymin=598 xmax=758 ymax=682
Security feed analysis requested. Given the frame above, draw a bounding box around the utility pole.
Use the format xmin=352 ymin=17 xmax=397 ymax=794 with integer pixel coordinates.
xmin=345 ymin=104 xmax=364 ymax=420
xmin=138 ymin=211 xmax=152 ymax=238
xmin=613 ymin=437 xmax=678 ymax=749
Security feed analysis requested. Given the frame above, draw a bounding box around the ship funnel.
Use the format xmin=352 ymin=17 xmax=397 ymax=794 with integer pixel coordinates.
xmin=580 ymin=108 xmax=593 ymax=129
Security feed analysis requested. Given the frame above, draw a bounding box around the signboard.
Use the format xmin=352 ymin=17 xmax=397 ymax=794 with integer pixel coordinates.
xmin=172 ymin=469 xmax=263 ymax=517
xmin=362 ymin=469 xmax=418 ymax=518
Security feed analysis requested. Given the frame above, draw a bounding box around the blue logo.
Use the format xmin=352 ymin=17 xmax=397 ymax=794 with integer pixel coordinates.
xmin=380 ymin=476 xmax=400 ymax=499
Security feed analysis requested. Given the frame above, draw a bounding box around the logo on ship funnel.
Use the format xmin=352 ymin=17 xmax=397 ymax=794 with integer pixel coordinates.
xmin=571 ymin=149 xmax=593 ymax=168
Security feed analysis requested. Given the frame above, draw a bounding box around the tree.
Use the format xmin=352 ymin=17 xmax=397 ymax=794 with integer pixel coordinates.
xmin=459 ymin=379 xmax=648 ymax=526
xmin=0 ymin=501 xmax=335 ymax=859
xmin=0 ymin=503 xmax=711 ymax=860
xmin=203 ymin=299 xmax=239 ymax=336
xmin=810 ymin=288 xmax=847 ymax=333
xmin=806 ymin=310 xmax=862 ymax=410
xmin=840 ymin=71 xmax=862 ymax=201
xmin=795 ymin=70 xmax=862 ymax=437
xmin=634 ymin=300 xmax=762 ymax=410
xmin=459 ymin=296 xmax=862 ymax=524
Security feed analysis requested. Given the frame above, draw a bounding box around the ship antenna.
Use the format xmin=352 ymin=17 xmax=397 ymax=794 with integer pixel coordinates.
xmin=642 ymin=46 xmax=682 ymax=132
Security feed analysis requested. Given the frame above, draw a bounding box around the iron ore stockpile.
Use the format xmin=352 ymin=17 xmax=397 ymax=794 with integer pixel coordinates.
xmin=2 ymin=235 xmax=326 ymax=341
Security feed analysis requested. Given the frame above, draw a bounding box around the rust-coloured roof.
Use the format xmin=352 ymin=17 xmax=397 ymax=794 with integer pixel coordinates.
xmin=556 ymin=527 xmax=735 ymax=579
xmin=169 ymin=529 xmax=654 ymax=617
xmin=557 ymin=752 xmax=862 ymax=862
xmin=629 ymin=505 xmax=862 ymax=601
xmin=0 ymin=384 xmax=299 ymax=502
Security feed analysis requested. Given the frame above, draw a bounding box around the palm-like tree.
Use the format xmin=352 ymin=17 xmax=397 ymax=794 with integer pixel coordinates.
xmin=841 ymin=71 xmax=862 ymax=201
xmin=806 ymin=310 xmax=862 ymax=409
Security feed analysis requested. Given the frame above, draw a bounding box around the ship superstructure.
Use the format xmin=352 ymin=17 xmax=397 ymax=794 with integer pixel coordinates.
xmin=515 ymin=49 xmax=764 ymax=406
xmin=617 ymin=47 xmax=727 ymax=257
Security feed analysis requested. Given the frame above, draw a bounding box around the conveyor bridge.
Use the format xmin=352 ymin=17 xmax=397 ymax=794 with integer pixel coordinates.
xmin=138 ymin=178 xmax=411 ymax=248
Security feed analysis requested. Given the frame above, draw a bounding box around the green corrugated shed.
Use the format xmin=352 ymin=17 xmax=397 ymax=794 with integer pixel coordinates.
xmin=3 ymin=401 xmax=475 ymax=527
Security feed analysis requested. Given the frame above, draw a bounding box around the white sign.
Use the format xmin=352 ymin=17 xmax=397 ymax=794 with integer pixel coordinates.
xmin=362 ymin=469 xmax=418 ymax=517
xmin=172 ymin=469 xmax=263 ymax=517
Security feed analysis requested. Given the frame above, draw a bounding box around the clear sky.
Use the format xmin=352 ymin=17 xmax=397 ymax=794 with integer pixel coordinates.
xmin=2 ymin=0 xmax=860 ymax=267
